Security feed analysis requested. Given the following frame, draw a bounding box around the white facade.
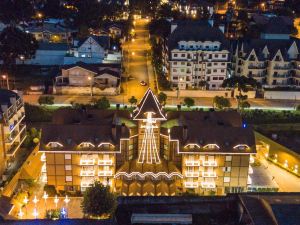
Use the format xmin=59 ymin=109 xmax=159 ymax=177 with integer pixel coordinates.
xmin=232 ymin=41 xmax=300 ymax=87
xmin=169 ymin=41 xmax=229 ymax=90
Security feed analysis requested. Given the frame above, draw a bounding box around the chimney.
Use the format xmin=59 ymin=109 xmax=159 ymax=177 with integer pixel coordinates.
xmin=112 ymin=124 xmax=117 ymax=139
xmin=171 ymin=23 xmax=178 ymax=33
xmin=219 ymin=24 xmax=225 ymax=33
xmin=208 ymin=19 xmax=214 ymax=27
xmin=183 ymin=125 xmax=188 ymax=140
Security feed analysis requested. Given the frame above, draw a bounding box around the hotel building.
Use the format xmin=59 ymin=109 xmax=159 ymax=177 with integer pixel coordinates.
xmin=165 ymin=21 xmax=230 ymax=90
xmin=0 ymin=89 xmax=26 ymax=177
xmin=40 ymin=89 xmax=255 ymax=195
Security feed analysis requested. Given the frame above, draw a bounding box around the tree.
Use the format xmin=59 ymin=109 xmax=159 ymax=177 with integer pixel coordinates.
xmin=0 ymin=0 xmax=34 ymax=25
xmin=81 ymin=181 xmax=116 ymax=217
xmin=184 ymin=97 xmax=195 ymax=108
xmin=222 ymin=76 xmax=259 ymax=110
xmin=38 ymin=96 xmax=54 ymax=105
xmin=95 ymin=97 xmax=110 ymax=109
xmin=128 ymin=96 xmax=137 ymax=106
xmin=157 ymin=92 xmax=167 ymax=105
xmin=0 ymin=26 xmax=38 ymax=70
xmin=213 ymin=96 xmax=231 ymax=110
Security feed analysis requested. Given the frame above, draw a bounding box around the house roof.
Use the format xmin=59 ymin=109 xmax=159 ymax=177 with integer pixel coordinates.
xmin=40 ymin=109 xmax=131 ymax=152
xmin=26 ymin=22 xmax=70 ymax=33
xmin=77 ymin=35 xmax=110 ymax=50
xmin=61 ymin=62 xmax=121 ymax=78
xmin=261 ymin=17 xmax=292 ymax=35
xmin=168 ymin=20 xmax=229 ymax=51
xmin=38 ymin=42 xmax=69 ymax=51
xmin=133 ymin=89 xmax=166 ymax=120
xmin=170 ymin=126 xmax=256 ymax=154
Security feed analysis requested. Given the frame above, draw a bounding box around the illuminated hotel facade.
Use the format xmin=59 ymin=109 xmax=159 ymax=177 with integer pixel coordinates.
xmin=40 ymin=89 xmax=256 ymax=195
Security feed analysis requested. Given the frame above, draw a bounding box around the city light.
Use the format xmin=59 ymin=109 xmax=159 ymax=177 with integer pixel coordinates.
xmin=54 ymin=195 xmax=59 ymax=208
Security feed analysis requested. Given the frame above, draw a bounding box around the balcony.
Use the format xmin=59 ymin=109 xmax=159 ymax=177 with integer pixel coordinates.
xmin=185 ymin=171 xmax=200 ymax=177
xmin=41 ymin=163 xmax=47 ymax=173
xmin=81 ymin=178 xmax=94 ymax=187
xmin=202 ymin=161 xmax=217 ymax=167
xmin=98 ymin=159 xmax=113 ymax=165
xmin=80 ymin=158 xmax=95 ymax=165
xmin=41 ymin=153 xmax=46 ymax=162
xmin=6 ymin=127 xmax=26 ymax=157
xmin=98 ymin=170 xmax=113 ymax=177
xmin=201 ymin=182 xmax=216 ymax=189
xmin=80 ymin=170 xmax=95 ymax=176
xmin=6 ymin=124 xmax=26 ymax=144
xmin=202 ymin=171 xmax=217 ymax=178
xmin=185 ymin=160 xmax=200 ymax=166
xmin=184 ymin=181 xmax=198 ymax=188
xmin=273 ymin=66 xmax=291 ymax=70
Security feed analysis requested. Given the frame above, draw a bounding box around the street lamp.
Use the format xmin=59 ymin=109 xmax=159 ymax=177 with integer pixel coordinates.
xmin=18 ymin=208 xmax=24 ymax=219
xmin=64 ymin=195 xmax=70 ymax=218
xmin=32 ymin=208 xmax=39 ymax=219
xmin=42 ymin=191 xmax=48 ymax=210
xmin=1 ymin=75 xmax=9 ymax=90
xmin=32 ymin=195 xmax=39 ymax=207
xmin=88 ymin=76 xmax=93 ymax=96
xmin=54 ymin=195 xmax=59 ymax=209
xmin=23 ymin=196 xmax=29 ymax=218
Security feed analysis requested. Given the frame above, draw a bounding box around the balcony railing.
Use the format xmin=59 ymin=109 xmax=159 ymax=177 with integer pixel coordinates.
xmin=98 ymin=159 xmax=113 ymax=165
xmin=41 ymin=163 xmax=47 ymax=173
xmin=98 ymin=170 xmax=113 ymax=177
xmin=80 ymin=170 xmax=95 ymax=176
xmin=81 ymin=181 xmax=94 ymax=187
xmin=185 ymin=171 xmax=200 ymax=177
xmin=80 ymin=159 xmax=95 ymax=165
xmin=41 ymin=153 xmax=46 ymax=162
xmin=184 ymin=181 xmax=199 ymax=188
xmin=6 ymin=124 xmax=26 ymax=144
xmin=202 ymin=171 xmax=217 ymax=178
xmin=201 ymin=182 xmax=216 ymax=189
xmin=202 ymin=161 xmax=217 ymax=167
xmin=185 ymin=160 xmax=200 ymax=166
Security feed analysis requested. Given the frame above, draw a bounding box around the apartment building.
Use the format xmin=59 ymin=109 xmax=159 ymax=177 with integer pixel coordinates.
xmin=232 ymin=39 xmax=300 ymax=86
xmin=40 ymin=89 xmax=255 ymax=195
xmin=166 ymin=20 xmax=230 ymax=90
xmin=0 ymin=89 xmax=26 ymax=177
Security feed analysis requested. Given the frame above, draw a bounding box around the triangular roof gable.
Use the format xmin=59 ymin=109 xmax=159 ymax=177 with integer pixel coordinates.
xmin=133 ymin=88 xmax=166 ymax=120
xmin=271 ymin=49 xmax=284 ymax=61
xmin=80 ymin=36 xmax=104 ymax=50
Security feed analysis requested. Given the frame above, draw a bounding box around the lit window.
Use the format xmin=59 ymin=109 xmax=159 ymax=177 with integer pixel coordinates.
xmin=203 ymin=144 xmax=220 ymax=149
xmin=66 ymin=176 xmax=72 ymax=182
xmin=79 ymin=142 xmax=95 ymax=148
xmin=223 ymin=167 xmax=231 ymax=172
xmin=65 ymin=154 xmax=71 ymax=160
xmin=65 ymin=165 xmax=72 ymax=171
xmin=224 ymin=177 xmax=230 ymax=183
xmin=47 ymin=142 xmax=63 ymax=148
xmin=233 ymin=144 xmax=250 ymax=150
xmin=225 ymin=156 xmax=232 ymax=161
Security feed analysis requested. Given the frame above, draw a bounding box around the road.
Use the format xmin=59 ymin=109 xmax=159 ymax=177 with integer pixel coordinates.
xmin=122 ymin=18 xmax=155 ymax=101
xmin=260 ymin=157 xmax=300 ymax=192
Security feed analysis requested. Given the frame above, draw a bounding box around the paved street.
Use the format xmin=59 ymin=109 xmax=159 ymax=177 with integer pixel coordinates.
xmin=122 ymin=18 xmax=155 ymax=101
xmin=258 ymin=156 xmax=300 ymax=192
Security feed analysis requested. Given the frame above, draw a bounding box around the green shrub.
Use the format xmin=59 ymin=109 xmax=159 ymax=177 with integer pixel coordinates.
xmin=44 ymin=185 xmax=57 ymax=197
xmin=24 ymin=103 xmax=54 ymax=122
xmin=38 ymin=95 xmax=54 ymax=105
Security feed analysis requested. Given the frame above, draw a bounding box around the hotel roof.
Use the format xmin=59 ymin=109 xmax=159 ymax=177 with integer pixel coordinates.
xmin=133 ymin=89 xmax=166 ymax=120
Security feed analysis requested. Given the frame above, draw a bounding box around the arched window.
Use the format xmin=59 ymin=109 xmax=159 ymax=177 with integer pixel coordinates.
xmin=203 ymin=144 xmax=220 ymax=149
xmin=233 ymin=144 xmax=250 ymax=150
xmin=46 ymin=142 xmax=63 ymax=148
xmin=79 ymin=142 xmax=95 ymax=148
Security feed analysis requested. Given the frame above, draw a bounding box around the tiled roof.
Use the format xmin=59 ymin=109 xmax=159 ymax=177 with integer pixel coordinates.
xmin=77 ymin=36 xmax=110 ymax=50
xmin=261 ymin=17 xmax=292 ymax=34
xmin=168 ymin=20 xmax=229 ymax=51
xmin=38 ymin=42 xmax=69 ymax=51
xmin=61 ymin=62 xmax=121 ymax=78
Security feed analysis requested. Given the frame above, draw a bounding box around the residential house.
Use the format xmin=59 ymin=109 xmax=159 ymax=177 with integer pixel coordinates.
xmin=25 ymin=22 xmax=73 ymax=43
xmin=165 ymin=20 xmax=230 ymax=90
xmin=64 ymin=35 xmax=121 ymax=64
xmin=54 ymin=62 xmax=121 ymax=95
xmin=0 ymin=90 xmax=26 ymax=178
xmin=40 ymin=89 xmax=256 ymax=195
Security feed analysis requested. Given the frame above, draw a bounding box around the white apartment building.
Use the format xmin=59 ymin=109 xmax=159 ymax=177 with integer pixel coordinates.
xmin=166 ymin=21 xmax=230 ymax=90
xmin=232 ymin=39 xmax=300 ymax=87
